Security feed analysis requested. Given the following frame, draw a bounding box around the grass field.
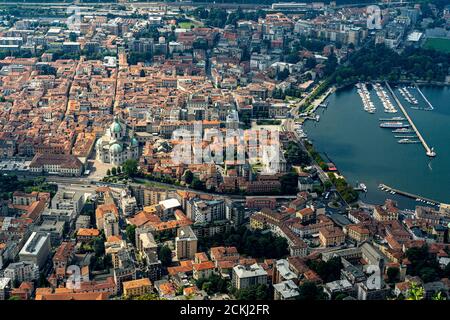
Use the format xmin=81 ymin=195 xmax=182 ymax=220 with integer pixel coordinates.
xmin=178 ymin=21 xmax=203 ymax=29
xmin=424 ymin=38 xmax=450 ymax=54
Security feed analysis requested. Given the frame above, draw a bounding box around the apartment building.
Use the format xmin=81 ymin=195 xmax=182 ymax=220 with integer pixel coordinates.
xmin=319 ymin=227 xmax=346 ymax=247
xmin=3 ymin=261 xmax=39 ymax=283
xmin=51 ymin=187 xmax=86 ymax=215
xmin=175 ymin=226 xmax=198 ymax=260
xmin=232 ymin=263 xmax=268 ymax=290
xmin=19 ymin=232 xmax=51 ymax=269
xmin=123 ymin=278 xmax=152 ymax=297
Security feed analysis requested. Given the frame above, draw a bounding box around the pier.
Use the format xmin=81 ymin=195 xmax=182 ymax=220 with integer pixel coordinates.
xmin=379 ymin=183 xmax=439 ymax=206
xmin=385 ymin=81 xmax=436 ymax=157
xmin=414 ymin=83 xmax=434 ymax=111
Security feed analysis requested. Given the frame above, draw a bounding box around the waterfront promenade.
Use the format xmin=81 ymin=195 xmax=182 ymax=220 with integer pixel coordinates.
xmin=385 ymin=81 xmax=436 ymax=157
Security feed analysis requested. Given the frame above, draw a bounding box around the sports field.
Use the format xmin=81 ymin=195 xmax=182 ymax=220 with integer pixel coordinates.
xmin=178 ymin=21 xmax=203 ymax=29
xmin=424 ymin=38 xmax=450 ymax=53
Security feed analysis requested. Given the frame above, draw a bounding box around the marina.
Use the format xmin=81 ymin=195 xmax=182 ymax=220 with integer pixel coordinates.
xmin=378 ymin=184 xmax=439 ymax=206
xmin=354 ymin=183 xmax=367 ymax=192
xmin=303 ymin=84 xmax=450 ymax=208
xmin=398 ymin=86 xmax=419 ymax=105
xmin=355 ymin=82 xmax=376 ymax=113
xmin=374 ymin=82 xmax=397 ymax=113
xmin=385 ymin=81 xmax=436 ymax=157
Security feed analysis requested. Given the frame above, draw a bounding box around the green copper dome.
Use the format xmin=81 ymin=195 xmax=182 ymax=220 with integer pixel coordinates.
xmin=110 ymin=143 xmax=123 ymax=154
xmin=111 ymin=118 xmax=122 ymax=133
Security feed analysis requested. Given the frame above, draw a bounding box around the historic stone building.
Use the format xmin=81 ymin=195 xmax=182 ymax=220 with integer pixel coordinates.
xmin=96 ymin=117 xmax=139 ymax=165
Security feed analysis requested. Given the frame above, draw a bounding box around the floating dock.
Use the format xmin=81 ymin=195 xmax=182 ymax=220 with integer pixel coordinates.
xmin=414 ymin=83 xmax=434 ymax=111
xmin=385 ymin=81 xmax=436 ymax=157
xmin=379 ymin=183 xmax=439 ymax=206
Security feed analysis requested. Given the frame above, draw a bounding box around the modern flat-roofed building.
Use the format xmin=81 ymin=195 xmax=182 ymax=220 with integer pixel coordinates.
xmin=34 ymin=220 xmax=65 ymax=245
xmin=19 ymin=232 xmax=51 ymax=269
xmin=42 ymin=208 xmax=77 ymax=225
xmin=0 ymin=36 xmax=23 ymax=46
xmin=104 ymin=212 xmax=119 ymax=238
xmin=273 ymin=280 xmax=299 ymax=300
xmin=175 ymin=226 xmax=198 ymax=260
xmin=324 ymin=279 xmax=354 ymax=299
xmin=3 ymin=261 xmax=39 ymax=283
xmin=273 ymin=259 xmax=297 ymax=284
xmin=232 ymin=263 xmax=268 ymax=290
xmin=159 ymin=198 xmax=181 ymax=220
xmin=121 ymin=194 xmax=137 ymax=216
xmin=51 ymin=187 xmax=86 ymax=214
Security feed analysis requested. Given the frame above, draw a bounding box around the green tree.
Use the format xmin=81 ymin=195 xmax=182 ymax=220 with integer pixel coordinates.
xmin=93 ymin=237 xmax=105 ymax=257
xmin=132 ymin=293 xmax=163 ymax=300
xmin=307 ymin=257 xmax=342 ymax=283
xmin=69 ymin=32 xmax=77 ymax=42
xmin=234 ymin=284 xmax=271 ymax=300
xmin=106 ymin=169 xmax=111 ymax=176
xmin=285 ymin=141 xmax=311 ymax=167
xmin=159 ymin=245 xmax=172 ymax=267
xmin=297 ymin=281 xmax=326 ymax=300
xmin=406 ymin=282 xmax=424 ymax=300
xmin=111 ymin=167 xmax=117 ymax=176
xmin=405 ymin=245 xmax=441 ymax=282
xmin=117 ymin=167 xmax=122 ymax=174
xmin=190 ymin=177 xmax=206 ymax=191
xmin=184 ymin=170 xmax=194 ymax=185
xmin=123 ymin=159 xmax=139 ymax=177
xmin=280 ymin=172 xmax=299 ymax=194
xmin=432 ymin=291 xmax=446 ymax=300
xmin=196 ymin=274 xmax=229 ymax=295
xmin=387 ymin=267 xmax=400 ymax=283
xmin=126 ymin=225 xmax=136 ymax=246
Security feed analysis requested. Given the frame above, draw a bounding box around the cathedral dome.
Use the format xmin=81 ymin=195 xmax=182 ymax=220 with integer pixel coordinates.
xmin=110 ymin=118 xmax=122 ymax=133
xmin=131 ymin=137 xmax=139 ymax=146
xmin=110 ymin=143 xmax=123 ymax=154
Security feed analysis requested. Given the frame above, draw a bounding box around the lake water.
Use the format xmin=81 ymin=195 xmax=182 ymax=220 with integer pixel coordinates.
xmin=303 ymin=84 xmax=450 ymax=209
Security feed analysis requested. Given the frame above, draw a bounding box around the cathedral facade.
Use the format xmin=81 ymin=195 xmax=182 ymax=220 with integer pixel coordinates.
xmin=96 ymin=117 xmax=139 ymax=166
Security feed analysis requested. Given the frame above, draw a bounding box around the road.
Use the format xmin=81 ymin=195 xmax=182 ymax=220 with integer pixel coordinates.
xmin=282 ymin=119 xmax=330 ymax=185
xmin=37 ymin=174 xmax=298 ymax=201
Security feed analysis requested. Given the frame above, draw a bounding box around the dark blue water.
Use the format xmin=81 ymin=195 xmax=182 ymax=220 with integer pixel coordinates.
xmin=304 ymin=85 xmax=450 ymax=209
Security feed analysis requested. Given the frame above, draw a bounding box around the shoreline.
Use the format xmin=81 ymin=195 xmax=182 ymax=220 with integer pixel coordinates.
xmin=304 ymin=83 xmax=449 ymax=210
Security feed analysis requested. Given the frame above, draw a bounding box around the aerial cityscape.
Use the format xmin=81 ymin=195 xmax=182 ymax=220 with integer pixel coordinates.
xmin=0 ymin=0 xmax=449 ymax=303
